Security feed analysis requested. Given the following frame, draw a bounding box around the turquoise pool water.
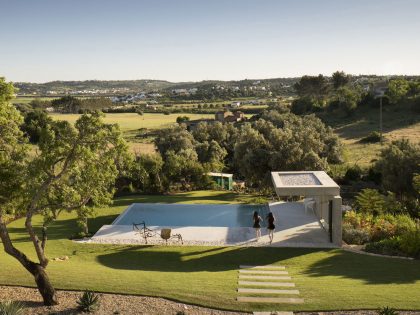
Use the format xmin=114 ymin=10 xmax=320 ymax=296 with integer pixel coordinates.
xmin=113 ymin=203 xmax=269 ymax=228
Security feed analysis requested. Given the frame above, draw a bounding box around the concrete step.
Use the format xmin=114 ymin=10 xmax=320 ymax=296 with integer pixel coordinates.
xmin=239 ymin=270 xmax=288 ymax=275
xmin=237 ymin=296 xmax=304 ymax=303
xmin=238 ymin=281 xmax=295 ymax=287
xmin=239 ymin=275 xmax=292 ymax=280
xmin=240 ymin=265 xmax=286 ymax=270
xmin=238 ymin=288 xmax=299 ymax=295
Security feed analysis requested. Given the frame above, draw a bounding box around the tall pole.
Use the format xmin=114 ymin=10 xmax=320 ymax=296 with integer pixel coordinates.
xmin=379 ymin=96 xmax=383 ymax=145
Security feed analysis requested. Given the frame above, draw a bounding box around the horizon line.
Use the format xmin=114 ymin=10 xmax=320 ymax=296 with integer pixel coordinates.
xmin=10 ymin=72 xmax=420 ymax=85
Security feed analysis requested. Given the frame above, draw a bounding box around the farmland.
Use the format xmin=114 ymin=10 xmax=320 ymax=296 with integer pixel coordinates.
xmin=48 ymin=106 xmax=420 ymax=166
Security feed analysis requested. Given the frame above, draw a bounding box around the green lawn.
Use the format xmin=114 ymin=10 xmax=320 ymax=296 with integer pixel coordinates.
xmin=1 ymin=190 xmax=419 ymax=312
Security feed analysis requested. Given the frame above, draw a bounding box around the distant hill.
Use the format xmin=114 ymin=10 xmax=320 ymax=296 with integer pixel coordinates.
xmin=13 ymin=78 xmax=299 ymax=96
xmin=13 ymin=80 xmax=176 ymax=95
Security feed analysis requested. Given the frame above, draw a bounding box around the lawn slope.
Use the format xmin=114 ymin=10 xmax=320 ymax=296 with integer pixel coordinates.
xmin=0 ymin=191 xmax=419 ymax=312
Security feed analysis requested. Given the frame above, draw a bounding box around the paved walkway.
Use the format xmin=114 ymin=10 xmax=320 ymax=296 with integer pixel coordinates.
xmin=236 ymin=265 xmax=304 ymax=304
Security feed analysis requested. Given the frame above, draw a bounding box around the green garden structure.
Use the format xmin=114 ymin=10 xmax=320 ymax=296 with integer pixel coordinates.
xmin=207 ymin=172 xmax=233 ymax=190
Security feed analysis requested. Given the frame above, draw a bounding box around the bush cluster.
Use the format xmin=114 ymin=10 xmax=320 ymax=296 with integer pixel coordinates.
xmin=343 ymin=210 xmax=420 ymax=258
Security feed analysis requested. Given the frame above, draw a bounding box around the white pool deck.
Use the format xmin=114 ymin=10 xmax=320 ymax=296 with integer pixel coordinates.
xmin=89 ymin=202 xmax=336 ymax=248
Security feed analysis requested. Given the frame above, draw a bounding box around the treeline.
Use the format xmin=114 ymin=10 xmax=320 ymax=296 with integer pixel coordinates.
xmin=291 ymin=72 xmax=420 ymax=116
xmin=17 ymin=96 xmax=114 ymax=113
xmin=116 ymin=104 xmax=343 ymax=193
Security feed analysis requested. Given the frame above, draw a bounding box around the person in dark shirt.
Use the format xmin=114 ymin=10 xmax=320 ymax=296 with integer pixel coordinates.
xmin=266 ymin=212 xmax=276 ymax=244
xmin=253 ymin=211 xmax=262 ymax=240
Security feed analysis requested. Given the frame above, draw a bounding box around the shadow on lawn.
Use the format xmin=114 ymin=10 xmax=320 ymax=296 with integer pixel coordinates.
xmin=7 ymin=214 xmax=120 ymax=243
xmin=96 ymin=246 xmax=316 ymax=273
xmin=96 ymin=246 xmax=420 ymax=284
xmin=303 ymin=250 xmax=420 ymax=284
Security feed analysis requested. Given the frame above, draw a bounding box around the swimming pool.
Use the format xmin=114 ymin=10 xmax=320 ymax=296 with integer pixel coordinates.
xmin=112 ymin=203 xmax=269 ymax=228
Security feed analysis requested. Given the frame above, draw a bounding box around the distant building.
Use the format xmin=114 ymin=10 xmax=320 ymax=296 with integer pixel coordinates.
xmin=207 ymin=172 xmax=233 ymax=190
xmin=230 ymin=101 xmax=241 ymax=108
xmin=172 ymin=89 xmax=189 ymax=96
xmin=215 ymin=111 xmax=231 ymax=122
xmin=215 ymin=110 xmax=245 ymax=123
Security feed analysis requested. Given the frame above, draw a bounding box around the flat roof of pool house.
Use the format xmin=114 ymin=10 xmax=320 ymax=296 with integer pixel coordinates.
xmin=271 ymin=171 xmax=340 ymax=196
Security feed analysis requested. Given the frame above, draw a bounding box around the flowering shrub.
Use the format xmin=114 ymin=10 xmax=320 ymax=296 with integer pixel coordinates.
xmin=400 ymin=227 xmax=420 ymax=258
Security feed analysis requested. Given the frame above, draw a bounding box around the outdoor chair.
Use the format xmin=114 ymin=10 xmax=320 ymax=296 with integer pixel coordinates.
xmin=160 ymin=228 xmax=183 ymax=245
xmin=133 ymin=221 xmax=157 ymax=244
xmin=303 ymin=197 xmax=316 ymax=214
xmin=133 ymin=223 xmax=183 ymax=245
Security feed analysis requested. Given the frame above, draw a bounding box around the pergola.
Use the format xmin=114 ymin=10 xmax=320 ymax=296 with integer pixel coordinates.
xmin=271 ymin=171 xmax=342 ymax=246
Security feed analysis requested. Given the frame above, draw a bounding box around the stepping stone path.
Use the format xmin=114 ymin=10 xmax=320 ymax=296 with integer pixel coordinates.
xmin=236 ymin=265 xmax=304 ymax=305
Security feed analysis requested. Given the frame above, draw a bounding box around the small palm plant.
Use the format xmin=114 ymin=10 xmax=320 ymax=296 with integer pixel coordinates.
xmin=76 ymin=290 xmax=100 ymax=313
xmin=0 ymin=300 xmax=25 ymax=315
xmin=378 ymin=306 xmax=399 ymax=315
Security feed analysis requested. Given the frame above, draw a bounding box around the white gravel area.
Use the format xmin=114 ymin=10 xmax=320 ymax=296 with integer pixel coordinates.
xmin=0 ymin=285 xmax=248 ymax=315
xmin=278 ymin=174 xmax=321 ymax=186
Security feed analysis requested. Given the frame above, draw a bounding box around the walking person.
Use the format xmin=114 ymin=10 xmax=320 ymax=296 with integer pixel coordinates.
xmin=266 ymin=212 xmax=276 ymax=244
xmin=253 ymin=211 xmax=262 ymax=240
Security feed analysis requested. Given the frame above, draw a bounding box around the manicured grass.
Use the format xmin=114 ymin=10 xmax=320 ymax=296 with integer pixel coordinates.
xmin=1 ymin=191 xmax=420 ymax=312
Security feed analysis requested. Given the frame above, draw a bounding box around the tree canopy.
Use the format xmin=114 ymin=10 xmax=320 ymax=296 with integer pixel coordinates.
xmin=0 ymin=78 xmax=129 ymax=305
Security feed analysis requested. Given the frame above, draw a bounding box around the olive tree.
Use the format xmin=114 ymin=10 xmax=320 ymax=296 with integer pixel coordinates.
xmin=375 ymin=139 xmax=420 ymax=199
xmin=0 ymin=78 xmax=128 ymax=305
xmin=234 ymin=112 xmax=342 ymax=187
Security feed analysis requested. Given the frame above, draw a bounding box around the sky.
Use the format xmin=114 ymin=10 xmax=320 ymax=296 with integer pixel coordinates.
xmin=1 ymin=0 xmax=420 ymax=83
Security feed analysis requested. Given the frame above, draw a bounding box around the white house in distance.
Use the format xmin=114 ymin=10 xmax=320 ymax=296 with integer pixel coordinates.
xmin=230 ymin=101 xmax=241 ymax=108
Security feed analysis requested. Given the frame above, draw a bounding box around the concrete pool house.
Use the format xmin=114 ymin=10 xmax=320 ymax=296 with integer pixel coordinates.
xmin=271 ymin=171 xmax=342 ymax=246
xmin=90 ymin=171 xmax=342 ymax=247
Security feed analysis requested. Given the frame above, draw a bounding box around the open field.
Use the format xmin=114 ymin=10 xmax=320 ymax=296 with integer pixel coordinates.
xmin=12 ymin=96 xmax=57 ymax=104
xmin=48 ymin=105 xmax=420 ymax=164
xmin=50 ymin=113 xmax=216 ymax=153
xmin=1 ymin=191 xmax=419 ymax=312
xmin=321 ymin=105 xmax=420 ymax=167
xmin=50 ymin=112 xmax=215 ymax=131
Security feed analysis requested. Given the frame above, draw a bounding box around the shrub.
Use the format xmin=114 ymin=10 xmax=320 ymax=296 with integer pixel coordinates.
xmin=412 ymin=97 xmax=420 ymax=113
xmin=355 ymin=189 xmax=386 ymax=216
xmin=393 ymin=215 xmax=417 ymax=236
xmin=343 ymin=211 xmax=360 ymax=228
xmin=361 ymin=131 xmax=383 ymax=143
xmin=77 ymin=290 xmax=100 ymax=313
xmin=365 ymin=237 xmax=403 ymax=257
xmin=366 ymin=167 xmax=382 ymax=184
xmin=343 ymin=223 xmax=370 ymax=245
xmin=176 ymin=116 xmax=190 ymax=123
xmin=377 ymin=306 xmax=399 ymax=315
xmin=344 ymin=165 xmax=363 ymax=182
xmin=0 ymin=301 xmax=25 ymax=315
xmin=291 ymin=97 xmax=314 ymax=115
xmin=399 ymin=227 xmax=420 ymax=258
xmin=343 ymin=210 xmax=374 ymax=229
xmin=370 ymin=218 xmax=396 ymax=242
